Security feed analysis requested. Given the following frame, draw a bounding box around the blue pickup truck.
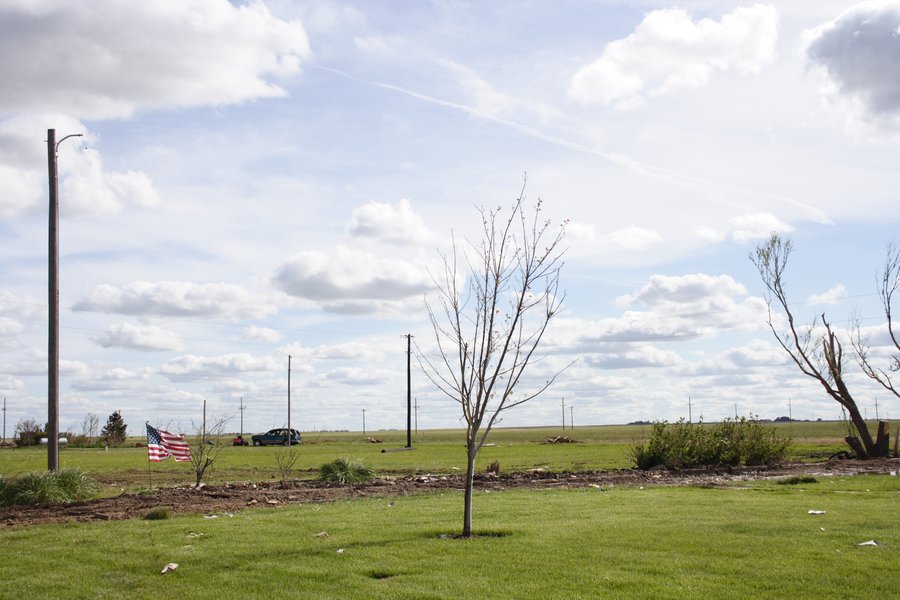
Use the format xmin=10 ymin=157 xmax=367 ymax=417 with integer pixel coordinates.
xmin=251 ymin=428 xmax=302 ymax=446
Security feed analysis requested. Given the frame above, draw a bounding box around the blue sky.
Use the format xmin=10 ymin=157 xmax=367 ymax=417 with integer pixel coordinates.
xmin=1 ymin=0 xmax=898 ymax=436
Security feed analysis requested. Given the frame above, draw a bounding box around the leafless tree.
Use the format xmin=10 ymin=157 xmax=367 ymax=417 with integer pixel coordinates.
xmin=751 ymin=233 xmax=888 ymax=458
xmin=420 ymin=185 xmax=568 ymax=537
xmin=851 ymin=242 xmax=899 ymax=400
xmin=274 ymin=447 xmax=300 ymax=486
xmin=190 ymin=417 xmax=229 ymax=486
xmin=81 ymin=413 xmax=99 ymax=447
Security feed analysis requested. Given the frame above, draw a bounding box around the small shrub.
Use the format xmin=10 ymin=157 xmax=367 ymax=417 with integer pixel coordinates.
xmin=777 ymin=476 xmax=818 ymax=485
xmin=632 ymin=418 xmax=790 ymax=470
xmin=144 ymin=507 xmax=173 ymax=520
xmin=318 ymin=458 xmax=374 ymax=484
xmin=0 ymin=468 xmax=100 ymax=507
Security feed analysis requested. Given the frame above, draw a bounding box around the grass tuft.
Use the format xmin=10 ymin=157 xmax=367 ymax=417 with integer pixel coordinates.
xmin=0 ymin=468 xmax=99 ymax=506
xmin=143 ymin=507 xmax=172 ymax=520
xmin=318 ymin=457 xmax=374 ymax=484
xmin=777 ymin=475 xmax=818 ymax=485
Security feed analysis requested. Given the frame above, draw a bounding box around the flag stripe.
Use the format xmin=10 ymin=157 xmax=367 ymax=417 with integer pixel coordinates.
xmin=147 ymin=424 xmax=192 ymax=462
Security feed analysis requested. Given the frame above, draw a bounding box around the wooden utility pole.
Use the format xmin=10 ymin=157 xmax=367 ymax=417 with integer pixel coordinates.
xmin=47 ymin=128 xmax=81 ymax=472
xmin=362 ymin=408 xmax=366 ymax=436
xmin=688 ymin=396 xmax=693 ymax=423
xmin=405 ymin=334 xmax=413 ymax=448
xmin=2 ymin=397 xmax=6 ymax=444
xmin=239 ymin=396 xmax=245 ymax=438
xmin=570 ymin=405 xmax=574 ymax=430
xmin=287 ymin=355 xmax=292 ymax=445
xmin=561 ymin=397 xmax=565 ymax=430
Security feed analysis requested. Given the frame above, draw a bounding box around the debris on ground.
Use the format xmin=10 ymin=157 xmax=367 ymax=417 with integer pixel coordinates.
xmin=857 ymin=540 xmax=878 ymax=546
xmin=161 ymin=563 xmax=179 ymax=574
xmin=364 ymin=437 xmax=382 ymax=444
xmin=807 ymin=510 xmax=826 ymax=515
xmin=543 ymin=436 xmax=578 ymax=444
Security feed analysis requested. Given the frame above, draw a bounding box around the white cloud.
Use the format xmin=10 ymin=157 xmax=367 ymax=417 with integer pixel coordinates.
xmin=806 ymin=2 xmax=900 ymax=130
xmin=323 ymin=366 xmax=395 ymax=386
xmin=584 ymin=345 xmax=682 ymax=369
xmin=607 ymin=225 xmax=663 ymax=250
xmin=273 ymin=246 xmax=434 ymax=313
xmin=94 ymin=323 xmax=183 ymax=352
xmin=348 ymin=198 xmax=432 ymax=245
xmin=74 ymin=282 xmax=277 ymax=320
xmin=0 ymin=0 xmax=311 ymax=119
xmin=242 ymin=326 xmax=282 ymax=344
xmin=698 ymin=212 xmax=794 ymax=243
xmin=807 ymin=284 xmax=847 ymax=305
xmin=159 ymin=353 xmax=279 ymax=382
xmin=619 ymin=273 xmax=748 ymax=306
xmin=570 ymin=4 xmax=778 ymax=108
xmin=0 ymin=115 xmax=161 ymax=216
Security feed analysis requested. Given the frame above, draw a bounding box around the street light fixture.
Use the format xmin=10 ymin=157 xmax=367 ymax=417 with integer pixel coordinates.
xmin=47 ymin=128 xmax=82 ymax=472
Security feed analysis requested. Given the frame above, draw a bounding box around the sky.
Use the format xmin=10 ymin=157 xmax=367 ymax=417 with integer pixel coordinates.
xmin=1 ymin=0 xmax=899 ymax=438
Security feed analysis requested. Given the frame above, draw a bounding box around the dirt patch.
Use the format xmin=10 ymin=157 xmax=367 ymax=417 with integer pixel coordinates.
xmin=2 ymin=459 xmax=896 ymax=527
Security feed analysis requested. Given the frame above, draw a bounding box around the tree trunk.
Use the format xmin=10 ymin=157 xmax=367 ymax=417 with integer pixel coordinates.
xmin=844 ymin=403 xmax=877 ymax=458
xmin=874 ymin=421 xmax=890 ymax=457
xmin=462 ymin=443 xmax=477 ymax=538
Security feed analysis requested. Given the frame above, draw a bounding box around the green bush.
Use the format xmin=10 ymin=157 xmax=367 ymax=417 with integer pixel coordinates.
xmin=318 ymin=458 xmax=374 ymax=484
xmin=0 ymin=468 xmax=100 ymax=506
xmin=632 ymin=418 xmax=790 ymax=470
xmin=143 ymin=507 xmax=173 ymax=520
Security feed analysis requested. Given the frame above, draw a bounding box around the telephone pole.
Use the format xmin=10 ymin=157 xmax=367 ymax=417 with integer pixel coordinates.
xmin=287 ymin=355 xmax=292 ymax=445
xmin=688 ymin=396 xmax=693 ymax=423
xmin=239 ymin=396 xmax=245 ymax=438
xmin=2 ymin=397 xmax=6 ymax=444
xmin=561 ymin=397 xmax=566 ymax=430
xmin=47 ymin=128 xmax=82 ymax=472
xmin=404 ymin=334 xmax=413 ymax=448
xmin=362 ymin=408 xmax=366 ymax=436
xmin=569 ymin=405 xmax=574 ymax=430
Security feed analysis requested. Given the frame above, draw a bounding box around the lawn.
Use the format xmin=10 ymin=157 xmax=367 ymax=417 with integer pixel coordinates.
xmin=0 ymin=421 xmax=852 ymax=491
xmin=0 ymin=474 xmax=897 ymax=599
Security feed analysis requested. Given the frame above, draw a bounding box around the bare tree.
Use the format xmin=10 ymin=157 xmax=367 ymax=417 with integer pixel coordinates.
xmin=421 ymin=185 xmax=567 ymax=537
xmin=81 ymin=413 xmax=99 ymax=447
xmin=190 ymin=417 xmax=229 ymax=487
xmin=751 ymin=233 xmax=887 ymax=458
xmin=851 ymin=242 xmax=900 ymax=400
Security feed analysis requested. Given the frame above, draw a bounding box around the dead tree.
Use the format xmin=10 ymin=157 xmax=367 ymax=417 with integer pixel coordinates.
xmin=421 ymin=184 xmax=567 ymax=537
xmin=189 ymin=416 xmax=229 ymax=486
xmin=751 ymin=233 xmax=887 ymax=458
xmin=851 ymin=242 xmax=899 ymax=400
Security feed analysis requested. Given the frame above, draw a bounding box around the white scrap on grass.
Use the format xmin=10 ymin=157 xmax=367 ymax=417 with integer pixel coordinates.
xmin=337 ymin=548 xmax=345 ymax=554
xmin=314 ymin=531 xmax=329 ymax=538
xmin=807 ymin=510 xmax=826 ymax=515
xmin=857 ymin=540 xmax=878 ymax=546
xmin=203 ymin=514 xmax=219 ymax=519
xmin=161 ymin=563 xmax=179 ymax=574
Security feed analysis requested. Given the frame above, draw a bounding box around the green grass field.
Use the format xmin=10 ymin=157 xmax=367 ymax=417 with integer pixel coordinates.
xmin=2 ymin=421 xmax=896 ymax=599
xmin=0 ymin=421 xmax=855 ymax=491
xmin=0 ymin=474 xmax=897 ymax=599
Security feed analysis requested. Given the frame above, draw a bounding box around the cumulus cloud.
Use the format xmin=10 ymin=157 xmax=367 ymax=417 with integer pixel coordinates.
xmin=806 ymin=2 xmax=900 ymax=129
xmin=607 ymin=225 xmax=663 ymax=250
xmin=242 ymin=326 xmax=282 ymax=344
xmin=0 ymin=115 xmax=161 ymax=216
xmin=273 ymin=246 xmax=434 ymax=313
xmin=74 ymin=281 xmax=276 ymax=320
xmin=94 ymin=323 xmax=183 ymax=352
xmin=697 ymin=212 xmax=793 ymax=243
xmin=550 ymin=274 xmax=766 ymax=350
xmin=584 ymin=345 xmax=682 ymax=369
xmin=159 ymin=353 xmax=278 ymax=382
xmin=324 ymin=366 xmax=395 ymax=386
xmin=570 ymin=4 xmax=778 ymax=108
xmin=0 ymin=0 xmax=311 ymax=119
xmin=348 ymin=198 xmax=432 ymax=245
xmin=807 ymin=284 xmax=847 ymax=305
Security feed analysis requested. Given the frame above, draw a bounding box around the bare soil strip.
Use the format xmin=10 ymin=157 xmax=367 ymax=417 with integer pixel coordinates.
xmin=2 ymin=460 xmax=896 ymax=527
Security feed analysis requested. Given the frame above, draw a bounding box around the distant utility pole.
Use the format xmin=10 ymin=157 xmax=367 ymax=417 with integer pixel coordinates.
xmin=404 ymin=334 xmax=413 ymax=448
xmin=569 ymin=405 xmax=574 ymax=430
xmin=561 ymin=397 xmax=566 ymax=430
xmin=688 ymin=396 xmax=693 ymax=423
xmin=287 ymin=355 xmax=292 ymax=445
xmin=875 ymin=397 xmax=879 ymax=421
xmin=239 ymin=396 xmax=245 ymax=438
xmin=734 ymin=403 xmax=738 ymax=419
xmin=362 ymin=408 xmax=366 ymax=436
xmin=788 ymin=397 xmax=792 ymax=422
xmin=2 ymin=397 xmax=6 ymax=444
xmin=47 ymin=128 xmax=82 ymax=472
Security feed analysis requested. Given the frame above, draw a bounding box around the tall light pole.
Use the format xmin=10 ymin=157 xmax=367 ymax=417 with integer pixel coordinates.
xmin=47 ymin=128 xmax=82 ymax=472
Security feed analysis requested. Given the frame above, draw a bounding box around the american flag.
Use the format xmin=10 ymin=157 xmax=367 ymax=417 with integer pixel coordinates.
xmin=146 ymin=424 xmax=191 ymax=462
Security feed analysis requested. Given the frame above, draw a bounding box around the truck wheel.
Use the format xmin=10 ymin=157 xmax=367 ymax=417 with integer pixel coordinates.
xmin=253 ymin=440 xmax=261 ymax=446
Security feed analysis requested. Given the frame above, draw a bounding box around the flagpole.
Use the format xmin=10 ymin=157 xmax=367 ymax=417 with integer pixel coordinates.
xmin=146 ymin=422 xmax=152 ymax=489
